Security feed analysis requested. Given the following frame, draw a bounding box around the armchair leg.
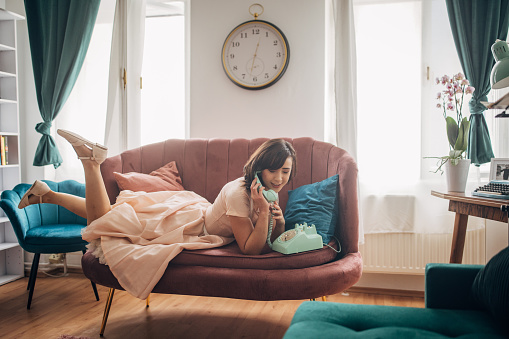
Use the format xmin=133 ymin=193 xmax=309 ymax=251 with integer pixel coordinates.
xmin=83 ymin=250 xmax=100 ymax=301
xmin=91 ymin=281 xmax=100 ymax=301
xmin=100 ymin=288 xmax=115 ymax=337
xmin=27 ymin=253 xmax=41 ymax=309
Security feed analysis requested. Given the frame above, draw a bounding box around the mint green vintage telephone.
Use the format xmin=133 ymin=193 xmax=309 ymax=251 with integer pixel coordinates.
xmin=255 ymin=172 xmax=324 ymax=255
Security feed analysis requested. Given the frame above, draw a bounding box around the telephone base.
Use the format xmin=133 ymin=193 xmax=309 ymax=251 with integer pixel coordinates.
xmin=272 ymin=223 xmax=323 ymax=255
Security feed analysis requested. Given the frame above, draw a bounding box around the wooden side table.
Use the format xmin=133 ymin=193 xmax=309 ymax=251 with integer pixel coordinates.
xmin=431 ymin=191 xmax=508 ymax=263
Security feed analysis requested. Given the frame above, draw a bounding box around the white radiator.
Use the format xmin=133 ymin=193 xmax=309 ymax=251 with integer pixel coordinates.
xmin=360 ymin=228 xmax=486 ymax=274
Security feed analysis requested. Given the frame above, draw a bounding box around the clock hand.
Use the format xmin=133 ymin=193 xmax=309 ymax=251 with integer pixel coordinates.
xmin=250 ymin=37 xmax=261 ymax=74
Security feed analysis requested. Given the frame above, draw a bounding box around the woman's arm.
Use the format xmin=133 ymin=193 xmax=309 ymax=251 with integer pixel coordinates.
xmin=229 ymin=178 xmax=276 ymax=255
xmin=229 ymin=212 xmax=270 ymax=255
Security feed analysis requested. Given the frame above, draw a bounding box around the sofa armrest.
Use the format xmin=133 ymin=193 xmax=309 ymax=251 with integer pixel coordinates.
xmin=425 ymin=263 xmax=483 ymax=310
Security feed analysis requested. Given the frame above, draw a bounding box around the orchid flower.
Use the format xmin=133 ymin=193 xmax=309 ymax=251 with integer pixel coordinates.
xmin=428 ymin=72 xmax=474 ymax=173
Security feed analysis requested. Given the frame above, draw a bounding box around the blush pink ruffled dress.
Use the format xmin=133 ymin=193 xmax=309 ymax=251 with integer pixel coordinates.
xmin=82 ymin=178 xmax=253 ymax=299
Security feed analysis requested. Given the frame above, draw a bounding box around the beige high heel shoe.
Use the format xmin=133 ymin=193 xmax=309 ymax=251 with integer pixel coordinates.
xmin=57 ymin=129 xmax=108 ymax=165
xmin=18 ymin=180 xmax=51 ymax=209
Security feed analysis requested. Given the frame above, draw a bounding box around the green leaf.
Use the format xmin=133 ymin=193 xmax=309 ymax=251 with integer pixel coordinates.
xmin=449 ymin=150 xmax=463 ymax=159
xmin=454 ymin=117 xmax=470 ymax=152
xmin=446 ymin=117 xmax=459 ymax=149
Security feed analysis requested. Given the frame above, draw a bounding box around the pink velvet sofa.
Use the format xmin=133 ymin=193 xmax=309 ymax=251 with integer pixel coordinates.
xmin=80 ymin=137 xmax=363 ymax=334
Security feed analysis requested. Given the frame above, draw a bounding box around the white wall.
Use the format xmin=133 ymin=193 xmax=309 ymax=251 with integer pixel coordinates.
xmin=189 ymin=0 xmax=326 ymax=140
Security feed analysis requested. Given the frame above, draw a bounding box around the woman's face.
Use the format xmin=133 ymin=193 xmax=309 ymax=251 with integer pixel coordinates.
xmin=261 ymin=157 xmax=293 ymax=193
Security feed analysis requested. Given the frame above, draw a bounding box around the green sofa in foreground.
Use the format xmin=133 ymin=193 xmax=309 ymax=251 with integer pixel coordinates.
xmin=284 ymin=248 xmax=509 ymax=338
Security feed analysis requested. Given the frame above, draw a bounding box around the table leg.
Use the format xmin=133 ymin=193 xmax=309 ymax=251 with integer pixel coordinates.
xmin=450 ymin=213 xmax=468 ymax=263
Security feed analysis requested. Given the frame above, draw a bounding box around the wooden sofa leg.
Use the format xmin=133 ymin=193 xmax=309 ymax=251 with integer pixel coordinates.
xmin=100 ymin=288 xmax=115 ymax=337
xmin=146 ymin=294 xmax=150 ymax=307
xmin=310 ymin=296 xmax=327 ymax=302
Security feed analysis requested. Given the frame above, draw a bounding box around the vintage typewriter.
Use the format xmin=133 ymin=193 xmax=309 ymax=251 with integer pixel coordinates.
xmin=472 ymin=180 xmax=509 ymax=200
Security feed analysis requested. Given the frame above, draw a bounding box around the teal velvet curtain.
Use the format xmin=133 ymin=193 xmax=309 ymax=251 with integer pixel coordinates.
xmin=25 ymin=0 xmax=100 ymax=168
xmin=446 ymin=0 xmax=509 ymax=166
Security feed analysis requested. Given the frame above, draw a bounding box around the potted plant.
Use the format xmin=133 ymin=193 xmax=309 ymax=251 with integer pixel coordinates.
xmin=430 ymin=73 xmax=475 ymax=192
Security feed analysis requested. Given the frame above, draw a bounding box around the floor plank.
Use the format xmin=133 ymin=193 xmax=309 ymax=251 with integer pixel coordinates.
xmin=0 ymin=273 xmax=424 ymax=339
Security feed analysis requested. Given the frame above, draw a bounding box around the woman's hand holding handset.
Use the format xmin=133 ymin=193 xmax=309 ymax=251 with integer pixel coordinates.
xmin=271 ymin=202 xmax=285 ymax=226
xmin=250 ymin=178 xmax=271 ymax=214
xmin=251 ymin=178 xmax=285 ymax=244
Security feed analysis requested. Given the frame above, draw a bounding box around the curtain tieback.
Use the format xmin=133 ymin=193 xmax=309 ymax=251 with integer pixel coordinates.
xmin=35 ymin=122 xmax=52 ymax=136
xmin=469 ymin=97 xmax=488 ymax=115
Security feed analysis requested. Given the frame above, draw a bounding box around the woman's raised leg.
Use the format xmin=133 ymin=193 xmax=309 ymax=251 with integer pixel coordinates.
xmin=57 ymin=130 xmax=112 ymax=225
xmin=80 ymin=155 xmax=112 ymax=224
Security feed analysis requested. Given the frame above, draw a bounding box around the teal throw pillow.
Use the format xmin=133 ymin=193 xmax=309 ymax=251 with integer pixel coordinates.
xmin=284 ymin=175 xmax=339 ymax=244
xmin=471 ymin=246 xmax=509 ymax=333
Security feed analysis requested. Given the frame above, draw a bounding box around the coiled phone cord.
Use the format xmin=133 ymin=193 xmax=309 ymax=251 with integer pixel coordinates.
xmin=266 ymin=202 xmax=275 ymax=248
xmin=325 ymin=236 xmax=342 ymax=253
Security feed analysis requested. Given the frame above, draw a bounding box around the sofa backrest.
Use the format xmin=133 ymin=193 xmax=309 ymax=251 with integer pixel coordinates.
xmin=100 ymin=138 xmax=359 ymax=254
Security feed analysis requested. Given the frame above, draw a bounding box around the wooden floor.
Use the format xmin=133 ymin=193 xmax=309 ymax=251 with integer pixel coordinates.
xmin=0 ymin=273 xmax=424 ymax=339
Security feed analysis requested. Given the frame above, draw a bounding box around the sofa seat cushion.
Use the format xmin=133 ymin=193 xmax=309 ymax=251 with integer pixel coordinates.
xmin=25 ymin=224 xmax=87 ymax=245
xmin=284 ymin=302 xmax=507 ymax=339
xmin=170 ymin=239 xmax=339 ymax=270
xmin=284 ymin=323 xmax=506 ymax=338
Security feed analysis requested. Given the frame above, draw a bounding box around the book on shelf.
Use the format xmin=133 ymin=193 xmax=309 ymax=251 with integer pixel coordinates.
xmin=0 ymin=136 xmax=8 ymax=166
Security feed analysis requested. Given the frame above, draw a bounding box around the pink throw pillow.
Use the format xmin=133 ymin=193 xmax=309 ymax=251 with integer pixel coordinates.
xmin=113 ymin=161 xmax=185 ymax=192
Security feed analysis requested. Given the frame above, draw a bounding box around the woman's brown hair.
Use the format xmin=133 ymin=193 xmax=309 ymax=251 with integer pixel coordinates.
xmin=243 ymin=139 xmax=297 ymax=190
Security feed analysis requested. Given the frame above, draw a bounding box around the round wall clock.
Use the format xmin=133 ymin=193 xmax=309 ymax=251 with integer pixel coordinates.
xmin=221 ymin=8 xmax=290 ymax=90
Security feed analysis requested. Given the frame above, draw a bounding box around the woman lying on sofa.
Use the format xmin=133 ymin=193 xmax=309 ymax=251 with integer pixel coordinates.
xmin=17 ymin=130 xmax=297 ymax=299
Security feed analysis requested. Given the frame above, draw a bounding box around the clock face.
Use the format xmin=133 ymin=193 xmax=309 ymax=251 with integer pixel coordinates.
xmin=222 ymin=20 xmax=290 ymax=90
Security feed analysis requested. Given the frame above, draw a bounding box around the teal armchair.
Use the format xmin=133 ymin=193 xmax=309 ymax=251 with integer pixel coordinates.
xmin=0 ymin=180 xmax=99 ymax=309
xmin=284 ymin=262 xmax=508 ymax=338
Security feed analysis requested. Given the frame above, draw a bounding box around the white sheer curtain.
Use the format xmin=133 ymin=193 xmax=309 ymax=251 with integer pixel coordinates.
xmin=331 ymin=0 xmax=486 ymax=237
xmin=104 ymin=0 xmax=146 ymax=156
xmin=329 ymin=0 xmax=363 ymax=243
xmin=330 ymin=0 xmax=358 ymax=161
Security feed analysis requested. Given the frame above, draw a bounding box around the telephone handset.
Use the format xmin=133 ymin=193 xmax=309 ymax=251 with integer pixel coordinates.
xmin=255 ymin=171 xmax=279 ymax=249
xmin=255 ymin=171 xmax=278 ymax=202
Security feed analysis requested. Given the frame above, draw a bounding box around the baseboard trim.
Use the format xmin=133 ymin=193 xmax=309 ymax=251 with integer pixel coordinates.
xmin=26 ymin=265 xmax=84 ymax=278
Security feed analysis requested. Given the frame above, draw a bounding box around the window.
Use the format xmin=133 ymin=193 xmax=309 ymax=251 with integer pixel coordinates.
xmin=54 ymin=0 xmax=187 ymax=181
xmin=354 ymin=0 xmax=422 ymax=186
xmin=141 ymin=2 xmax=186 ymax=145
xmin=353 ymin=0 xmax=485 ymax=234
xmin=54 ymin=0 xmax=114 ymax=181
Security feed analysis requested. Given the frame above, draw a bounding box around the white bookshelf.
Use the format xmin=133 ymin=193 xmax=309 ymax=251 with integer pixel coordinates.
xmin=0 ymin=8 xmax=24 ymax=286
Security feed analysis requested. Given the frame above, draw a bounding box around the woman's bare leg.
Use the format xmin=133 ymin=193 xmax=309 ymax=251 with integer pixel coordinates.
xmin=34 ymin=191 xmax=88 ymax=218
xmin=26 ymin=155 xmax=111 ymax=223
xmin=73 ymin=144 xmax=112 ymax=225
xmin=56 ymin=129 xmax=112 ymax=225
